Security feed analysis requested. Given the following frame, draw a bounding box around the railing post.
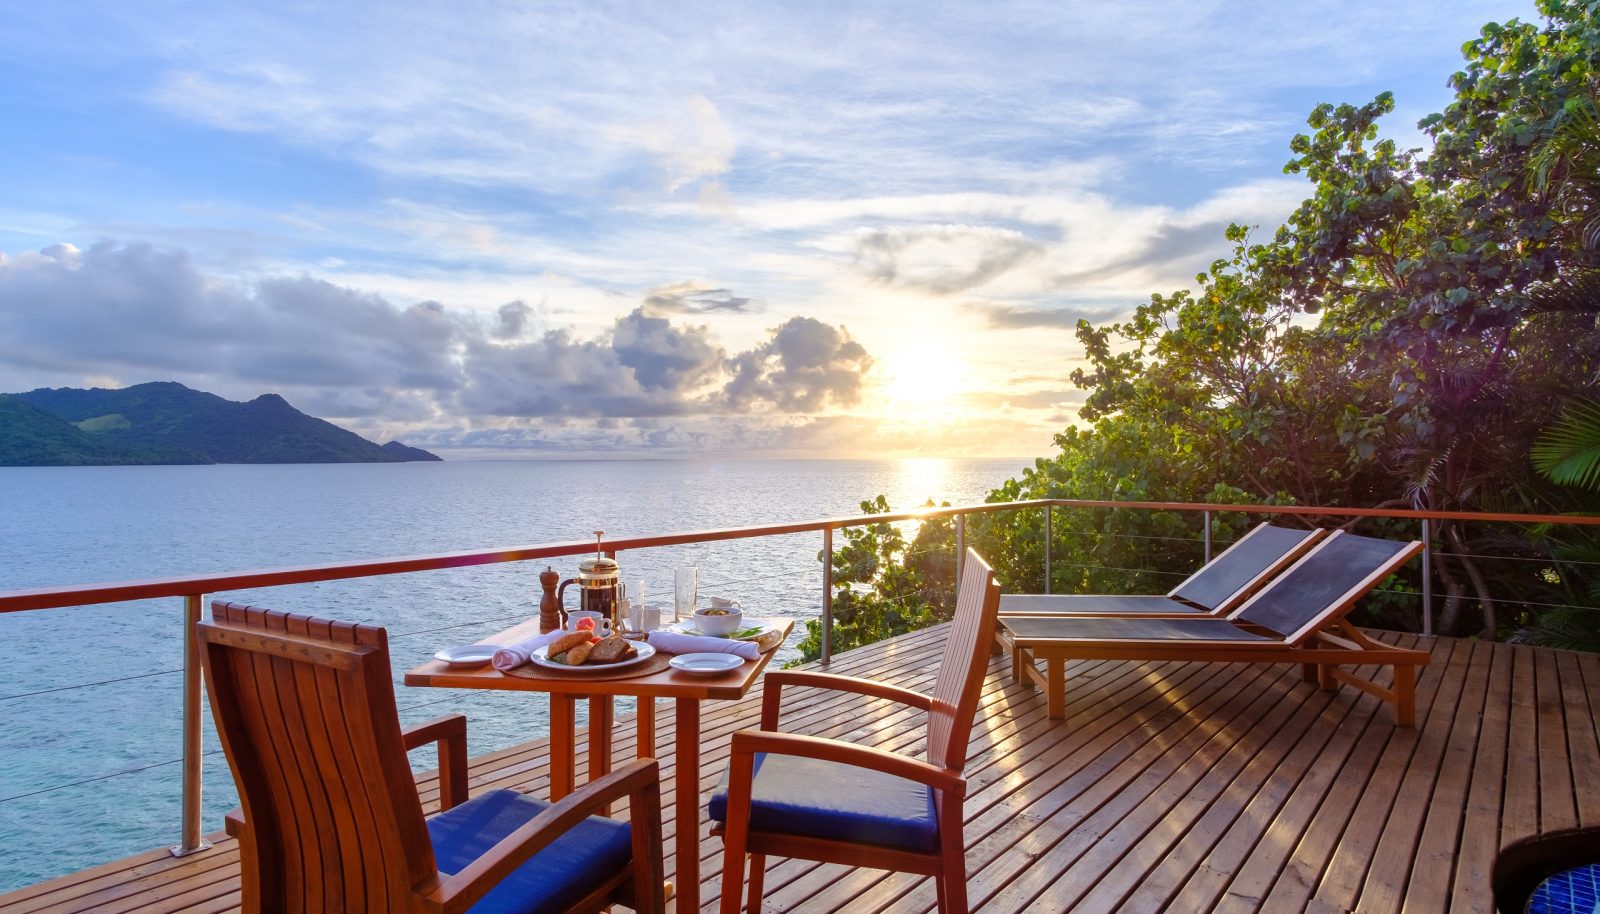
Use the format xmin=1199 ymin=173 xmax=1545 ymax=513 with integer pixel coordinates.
xmin=171 ymin=593 xmax=211 ymax=857
xmin=1044 ymin=505 xmax=1052 ymax=594
xmin=820 ymin=527 xmax=833 ymax=665
xmin=1420 ymin=519 xmax=1433 ymax=637
xmin=1203 ymin=510 xmax=1212 ymax=564
xmin=955 ymin=513 xmax=966 ymax=580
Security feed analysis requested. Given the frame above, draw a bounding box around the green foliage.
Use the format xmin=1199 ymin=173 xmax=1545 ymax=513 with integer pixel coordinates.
xmin=1533 ymin=399 xmax=1600 ymax=490
xmin=794 ymin=496 xmax=957 ymax=663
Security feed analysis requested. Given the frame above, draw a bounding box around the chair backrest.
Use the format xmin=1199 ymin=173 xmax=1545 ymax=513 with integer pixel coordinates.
xmin=1167 ymin=522 xmax=1325 ymax=611
xmin=926 ymin=549 xmax=1003 ymax=772
xmin=199 ymin=601 xmax=437 ymax=913
xmin=1230 ymin=531 xmax=1423 ymax=643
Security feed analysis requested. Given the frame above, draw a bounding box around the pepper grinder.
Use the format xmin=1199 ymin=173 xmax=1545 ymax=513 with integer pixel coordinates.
xmin=537 ymin=565 xmax=563 ymax=633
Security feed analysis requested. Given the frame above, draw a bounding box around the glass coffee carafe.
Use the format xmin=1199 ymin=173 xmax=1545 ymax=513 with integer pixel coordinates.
xmin=556 ymin=532 xmax=620 ymax=628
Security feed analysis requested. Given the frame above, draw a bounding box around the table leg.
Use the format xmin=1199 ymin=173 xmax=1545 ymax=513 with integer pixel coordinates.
xmin=588 ymin=695 xmax=614 ymax=815
xmin=1046 ymin=658 xmax=1066 ymax=719
xmin=550 ymin=694 xmax=576 ymax=801
xmin=675 ymin=698 xmax=701 ymax=914
xmin=637 ymin=696 xmax=656 ymax=758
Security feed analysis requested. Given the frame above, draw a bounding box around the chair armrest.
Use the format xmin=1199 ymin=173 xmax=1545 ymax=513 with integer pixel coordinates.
xmin=761 ymin=670 xmax=932 ymax=729
xmin=728 ymin=729 xmax=965 ymax=797
xmin=427 ymin=758 xmax=664 ymax=914
xmin=402 ymin=714 xmax=469 ymax=811
xmin=223 ymin=807 xmax=245 ymax=838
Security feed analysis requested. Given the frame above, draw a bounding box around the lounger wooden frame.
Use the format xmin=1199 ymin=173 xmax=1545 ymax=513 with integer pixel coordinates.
xmin=1001 ymin=532 xmax=1429 ymax=726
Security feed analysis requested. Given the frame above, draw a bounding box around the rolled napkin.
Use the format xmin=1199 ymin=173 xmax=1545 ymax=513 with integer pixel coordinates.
xmin=646 ymin=629 xmax=761 ymax=661
xmin=491 ymin=629 xmax=567 ymax=671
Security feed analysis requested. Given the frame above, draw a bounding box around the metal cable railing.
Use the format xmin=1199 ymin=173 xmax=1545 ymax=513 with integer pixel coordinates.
xmin=2 ymin=496 xmax=1597 ymax=862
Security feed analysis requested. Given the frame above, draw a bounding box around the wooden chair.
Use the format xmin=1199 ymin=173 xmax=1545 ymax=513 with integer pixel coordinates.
xmin=709 ymin=549 xmax=1003 ymax=914
xmin=998 ymin=522 xmax=1325 ymax=619
xmin=199 ymin=600 xmax=665 ymax=914
xmin=1000 ymin=531 xmax=1430 ymax=725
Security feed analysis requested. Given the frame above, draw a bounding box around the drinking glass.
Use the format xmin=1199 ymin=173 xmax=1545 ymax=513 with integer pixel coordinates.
xmin=674 ymin=566 xmax=698 ymax=622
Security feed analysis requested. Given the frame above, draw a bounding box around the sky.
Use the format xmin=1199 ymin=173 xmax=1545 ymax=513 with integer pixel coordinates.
xmin=0 ymin=0 xmax=1541 ymax=458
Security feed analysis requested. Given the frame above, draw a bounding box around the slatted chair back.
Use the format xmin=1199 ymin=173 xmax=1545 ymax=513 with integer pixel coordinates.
xmin=1232 ymin=532 xmax=1423 ymax=643
xmin=200 ymin=601 xmax=437 ymax=914
xmin=925 ymin=549 xmax=1003 ymax=773
xmin=1167 ymin=523 xmax=1324 ymax=610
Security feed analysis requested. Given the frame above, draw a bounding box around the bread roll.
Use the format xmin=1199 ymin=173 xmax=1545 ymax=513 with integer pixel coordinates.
xmin=546 ymin=631 xmax=591 ymax=658
xmin=565 ymin=640 xmax=596 ymax=665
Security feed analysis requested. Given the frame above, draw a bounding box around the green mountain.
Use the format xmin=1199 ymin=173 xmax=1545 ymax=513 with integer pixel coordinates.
xmin=0 ymin=394 xmax=210 ymax=466
xmin=4 ymin=382 xmax=440 ymax=466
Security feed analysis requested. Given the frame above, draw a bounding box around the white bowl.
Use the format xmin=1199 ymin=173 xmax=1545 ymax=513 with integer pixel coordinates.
xmin=693 ymin=606 xmax=743 ymax=636
xmin=669 ymin=652 xmax=743 ymax=675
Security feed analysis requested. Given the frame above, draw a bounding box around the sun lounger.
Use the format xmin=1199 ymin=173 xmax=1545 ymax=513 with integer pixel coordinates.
xmin=999 ymin=522 xmax=1325 ymax=619
xmin=1000 ymin=530 xmax=1428 ymax=725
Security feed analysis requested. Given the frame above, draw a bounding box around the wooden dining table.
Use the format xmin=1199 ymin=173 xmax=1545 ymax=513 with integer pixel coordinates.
xmin=405 ymin=617 xmax=793 ymax=913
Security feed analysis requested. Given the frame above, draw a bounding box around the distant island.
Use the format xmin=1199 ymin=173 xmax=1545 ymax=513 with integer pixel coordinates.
xmin=0 ymin=381 xmax=441 ymax=466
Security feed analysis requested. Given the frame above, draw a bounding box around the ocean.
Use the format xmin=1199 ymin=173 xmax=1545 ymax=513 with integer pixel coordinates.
xmin=0 ymin=457 xmax=1026 ymax=891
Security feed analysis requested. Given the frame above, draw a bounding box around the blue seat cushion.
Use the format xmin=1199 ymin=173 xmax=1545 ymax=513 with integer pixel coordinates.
xmin=707 ymin=752 xmax=939 ymax=852
xmin=426 ymin=788 xmax=633 ymax=914
xmin=1527 ymin=861 xmax=1600 ymax=914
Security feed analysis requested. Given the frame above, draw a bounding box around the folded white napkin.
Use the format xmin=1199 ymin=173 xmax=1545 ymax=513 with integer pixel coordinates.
xmin=491 ymin=630 xmax=566 ymax=671
xmin=646 ymin=629 xmax=760 ymax=660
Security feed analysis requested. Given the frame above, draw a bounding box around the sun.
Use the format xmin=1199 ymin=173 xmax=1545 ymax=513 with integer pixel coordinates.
xmin=881 ymin=343 xmax=965 ymax=412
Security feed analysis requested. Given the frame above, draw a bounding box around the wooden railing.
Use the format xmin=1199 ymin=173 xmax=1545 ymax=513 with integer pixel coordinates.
xmin=2 ymin=497 xmax=1598 ymax=858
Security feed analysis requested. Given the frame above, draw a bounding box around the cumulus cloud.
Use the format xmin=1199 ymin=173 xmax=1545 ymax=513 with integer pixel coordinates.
xmin=493 ymin=300 xmax=533 ymax=339
xmin=642 ymin=281 xmax=752 ymax=315
xmin=0 ymin=241 xmax=868 ymax=427
xmin=725 ymin=317 xmax=872 ymax=412
xmin=852 ymin=225 xmax=1044 ymax=294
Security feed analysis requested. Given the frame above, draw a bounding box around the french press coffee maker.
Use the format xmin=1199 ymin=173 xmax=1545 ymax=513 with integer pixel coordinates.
xmin=556 ymin=531 xmax=621 ymax=629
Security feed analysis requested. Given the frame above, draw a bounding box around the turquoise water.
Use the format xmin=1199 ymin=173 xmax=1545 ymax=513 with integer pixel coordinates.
xmin=0 ymin=457 xmax=1023 ymax=891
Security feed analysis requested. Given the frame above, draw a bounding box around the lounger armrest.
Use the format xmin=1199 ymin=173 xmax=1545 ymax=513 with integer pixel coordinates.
xmin=428 ymin=758 xmax=664 ymax=914
xmin=728 ymin=729 xmax=965 ymax=796
xmin=402 ymin=714 xmax=469 ymax=811
xmin=761 ymin=670 xmax=932 ymax=729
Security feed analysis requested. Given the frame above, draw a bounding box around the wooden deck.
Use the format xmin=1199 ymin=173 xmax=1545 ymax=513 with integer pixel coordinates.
xmin=4 ymin=624 xmax=1598 ymax=913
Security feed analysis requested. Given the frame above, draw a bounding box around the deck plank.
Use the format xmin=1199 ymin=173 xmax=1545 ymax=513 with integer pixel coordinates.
xmin=2 ymin=628 xmax=1596 ymax=914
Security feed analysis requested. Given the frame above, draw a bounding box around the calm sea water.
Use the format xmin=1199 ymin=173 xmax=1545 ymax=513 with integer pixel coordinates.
xmin=0 ymin=457 xmax=1024 ymax=891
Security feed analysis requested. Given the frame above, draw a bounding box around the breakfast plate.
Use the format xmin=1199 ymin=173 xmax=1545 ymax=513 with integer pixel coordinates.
xmin=529 ymin=641 xmax=656 ymax=672
xmin=433 ymin=644 xmax=504 ymax=666
xmin=668 ymin=652 xmax=744 ymax=675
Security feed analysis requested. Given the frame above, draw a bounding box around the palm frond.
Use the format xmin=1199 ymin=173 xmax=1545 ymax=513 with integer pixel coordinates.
xmin=1533 ymin=399 xmax=1600 ymax=490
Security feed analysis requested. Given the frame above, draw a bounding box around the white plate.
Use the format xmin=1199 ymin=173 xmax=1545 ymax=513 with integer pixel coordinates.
xmin=434 ymin=644 xmax=503 ymax=666
xmin=529 ymin=640 xmax=656 ymax=672
xmin=665 ymin=619 xmax=777 ymax=641
xmin=668 ymin=652 xmax=744 ymax=675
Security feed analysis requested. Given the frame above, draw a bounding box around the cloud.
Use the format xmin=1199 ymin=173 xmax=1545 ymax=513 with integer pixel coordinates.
xmin=493 ymin=300 xmax=532 ymax=339
xmin=966 ymin=302 xmax=1125 ymax=330
xmin=725 ymin=317 xmax=872 ymax=412
xmin=851 ymin=225 xmax=1045 ymax=294
xmin=642 ymin=281 xmax=753 ymax=315
xmin=610 ymin=309 xmax=723 ymax=392
xmin=0 ymin=241 xmax=868 ymax=426
xmin=617 ymin=94 xmax=737 ymax=193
